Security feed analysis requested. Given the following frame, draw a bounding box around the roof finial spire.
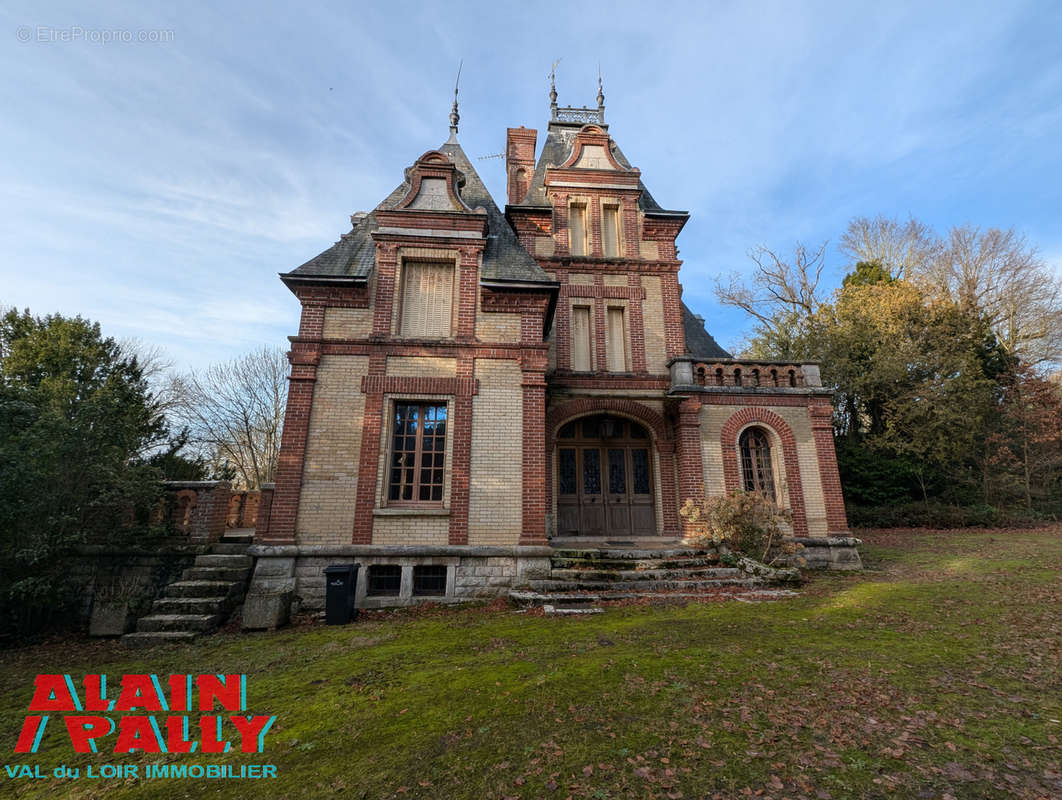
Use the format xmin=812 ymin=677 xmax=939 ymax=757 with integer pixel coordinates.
xmin=596 ymin=63 xmax=605 ymax=123
xmin=448 ymin=60 xmax=462 ymax=143
xmin=549 ymin=58 xmax=560 ymax=120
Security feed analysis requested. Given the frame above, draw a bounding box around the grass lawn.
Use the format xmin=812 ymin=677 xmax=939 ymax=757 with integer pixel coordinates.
xmin=1 ymin=527 xmax=1060 ymax=800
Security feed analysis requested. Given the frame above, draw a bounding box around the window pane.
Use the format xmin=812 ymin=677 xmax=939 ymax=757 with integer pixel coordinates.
xmin=583 ymin=448 xmax=601 ymax=495
xmin=558 ymin=448 xmax=577 ymax=495
xmin=603 ymin=205 xmax=619 ymax=258
xmin=412 ymin=565 xmax=447 ymax=596
xmin=631 ymin=448 xmax=650 ymax=494
xmin=608 ymin=448 xmax=626 ymax=494
xmin=570 ymin=204 xmax=587 ymax=256
xmin=367 ymin=565 xmax=402 ymax=596
xmin=571 ymin=306 xmax=592 ymax=372
xmin=606 ymin=307 xmax=626 ymax=372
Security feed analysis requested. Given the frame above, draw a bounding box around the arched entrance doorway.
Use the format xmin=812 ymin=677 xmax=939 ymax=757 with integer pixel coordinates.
xmin=555 ymin=415 xmax=656 ymax=537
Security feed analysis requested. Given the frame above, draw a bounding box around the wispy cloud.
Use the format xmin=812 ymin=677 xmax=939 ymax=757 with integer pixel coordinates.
xmin=1 ymin=0 xmax=1059 ymax=368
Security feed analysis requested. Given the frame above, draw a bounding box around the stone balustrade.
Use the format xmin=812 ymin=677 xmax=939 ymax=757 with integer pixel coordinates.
xmin=669 ymin=358 xmax=822 ymax=391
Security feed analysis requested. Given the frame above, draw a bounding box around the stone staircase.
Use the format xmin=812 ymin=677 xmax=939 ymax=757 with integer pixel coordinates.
xmin=123 ymin=531 xmax=254 ymax=647
xmin=510 ymin=545 xmax=800 ymax=607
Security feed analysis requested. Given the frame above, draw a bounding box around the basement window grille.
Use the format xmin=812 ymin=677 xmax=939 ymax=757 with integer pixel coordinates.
xmin=366 ymin=565 xmax=402 ymax=596
xmin=412 ymin=565 xmax=447 ymax=596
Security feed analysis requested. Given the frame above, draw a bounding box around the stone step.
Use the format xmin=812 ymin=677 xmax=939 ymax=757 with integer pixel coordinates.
xmin=549 ymin=556 xmax=721 ymax=571
xmin=122 ymin=631 xmax=200 ymax=648
xmin=164 ymin=580 xmax=245 ymax=599
xmin=210 ymin=542 xmax=252 ymax=555
xmin=182 ymin=566 xmax=251 ymax=582
xmin=549 ymin=567 xmax=739 ymax=582
xmin=151 ymin=596 xmax=230 ymax=615
xmin=195 ymin=553 xmax=252 ymax=568
xmin=511 ymin=588 xmax=800 ymax=606
xmin=551 ymin=547 xmax=710 ymax=560
xmin=221 ymin=531 xmax=254 ymax=544
xmin=528 ymin=577 xmax=761 ymax=593
xmin=136 ymin=613 xmax=222 ymax=633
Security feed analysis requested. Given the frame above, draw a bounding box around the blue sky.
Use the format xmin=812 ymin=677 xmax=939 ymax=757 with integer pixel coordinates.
xmin=2 ymin=1 xmax=1060 ymax=370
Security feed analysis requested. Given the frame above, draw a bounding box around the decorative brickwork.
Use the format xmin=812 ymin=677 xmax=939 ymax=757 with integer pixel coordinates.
xmin=719 ymin=408 xmax=809 ymax=537
xmin=269 ymin=99 xmax=852 ymax=569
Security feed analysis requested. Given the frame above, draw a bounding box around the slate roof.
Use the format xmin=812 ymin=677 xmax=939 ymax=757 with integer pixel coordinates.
xmin=682 ymin=302 xmax=732 ymax=359
xmin=513 ymin=121 xmax=685 ymax=217
xmin=282 ymin=140 xmax=552 ymax=285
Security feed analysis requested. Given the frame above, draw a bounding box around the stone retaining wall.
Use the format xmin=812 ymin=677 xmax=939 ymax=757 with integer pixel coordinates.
xmin=247 ymin=545 xmax=553 ymax=611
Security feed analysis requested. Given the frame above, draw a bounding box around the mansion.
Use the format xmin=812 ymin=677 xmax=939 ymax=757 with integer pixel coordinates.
xmin=250 ymin=85 xmax=852 ymax=608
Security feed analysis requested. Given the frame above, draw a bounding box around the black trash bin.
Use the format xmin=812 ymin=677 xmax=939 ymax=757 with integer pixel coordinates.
xmin=323 ymin=564 xmax=359 ymax=624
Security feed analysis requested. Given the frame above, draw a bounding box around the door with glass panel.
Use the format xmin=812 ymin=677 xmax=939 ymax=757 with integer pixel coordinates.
xmin=556 ymin=416 xmax=655 ymax=537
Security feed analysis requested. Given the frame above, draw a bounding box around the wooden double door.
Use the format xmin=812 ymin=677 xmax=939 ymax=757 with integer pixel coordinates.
xmin=556 ymin=416 xmax=656 ymax=538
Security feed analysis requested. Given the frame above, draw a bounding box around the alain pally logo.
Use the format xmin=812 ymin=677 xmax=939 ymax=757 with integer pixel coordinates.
xmin=6 ymin=674 xmax=278 ymax=781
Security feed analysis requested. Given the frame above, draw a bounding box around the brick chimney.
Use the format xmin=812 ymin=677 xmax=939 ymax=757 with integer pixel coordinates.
xmin=506 ymin=127 xmax=537 ymax=205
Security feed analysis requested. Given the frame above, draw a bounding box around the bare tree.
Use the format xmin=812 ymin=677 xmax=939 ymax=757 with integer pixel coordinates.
xmin=714 ymin=242 xmax=829 ymax=358
xmin=928 ymin=226 xmax=1062 ymax=366
xmin=172 ymin=347 xmax=288 ymax=488
xmin=839 ymin=215 xmax=941 ymax=280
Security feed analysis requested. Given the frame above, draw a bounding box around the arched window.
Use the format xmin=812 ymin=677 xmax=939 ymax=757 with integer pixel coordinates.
xmin=739 ymin=427 xmax=776 ymax=501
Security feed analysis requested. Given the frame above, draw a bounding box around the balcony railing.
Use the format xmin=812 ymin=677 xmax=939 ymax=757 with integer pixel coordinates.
xmin=669 ymin=358 xmax=822 ymax=391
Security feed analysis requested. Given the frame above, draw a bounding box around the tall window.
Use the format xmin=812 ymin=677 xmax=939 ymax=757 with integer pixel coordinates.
xmin=602 ymin=204 xmax=620 ymax=257
xmin=571 ymin=306 xmax=592 ymax=372
xmin=388 ymin=402 xmax=447 ymax=503
xmin=739 ymin=427 xmax=775 ymax=501
xmin=606 ymin=306 xmax=627 ymax=372
xmin=399 ymin=262 xmax=453 ymax=338
xmin=569 ymin=203 xmax=588 ymax=256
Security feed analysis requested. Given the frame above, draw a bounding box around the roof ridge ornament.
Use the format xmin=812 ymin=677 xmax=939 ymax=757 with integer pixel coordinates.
xmin=549 ymin=58 xmax=560 ymax=120
xmin=597 ymin=64 xmax=605 ymax=123
xmin=447 ymin=60 xmax=462 ymax=143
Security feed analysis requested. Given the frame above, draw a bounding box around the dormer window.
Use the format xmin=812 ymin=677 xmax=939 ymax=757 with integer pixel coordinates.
xmin=569 ymin=202 xmax=588 ymax=257
xmin=399 ymin=261 xmax=453 ymax=338
xmin=602 ymin=204 xmax=620 ymax=257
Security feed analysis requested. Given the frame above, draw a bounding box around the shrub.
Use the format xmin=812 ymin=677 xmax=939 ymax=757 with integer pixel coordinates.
xmin=679 ymin=492 xmax=796 ymax=564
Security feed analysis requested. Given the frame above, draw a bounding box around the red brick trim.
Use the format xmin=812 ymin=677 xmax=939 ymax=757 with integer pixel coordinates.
xmin=545 ymin=397 xmax=680 ymax=537
xmin=520 ymin=369 xmax=548 ymax=545
xmin=698 ymin=393 xmax=830 ymax=407
xmin=291 ymin=284 xmax=369 ymax=310
xmin=675 ymin=398 xmax=705 ymax=536
xmin=565 ymin=284 xmax=646 ymax=300
xmin=660 ymin=273 xmax=686 ymax=359
xmin=628 ymin=275 xmax=647 ymax=373
xmin=536 ymin=259 xmax=682 ymax=274
xmin=261 ymin=358 xmax=318 ymax=544
xmin=360 ymin=376 xmax=478 ymax=396
xmin=548 ymin=375 xmax=671 ymax=390
xmin=311 ymin=340 xmax=547 ymax=359
xmin=809 ymin=396 xmax=849 ymax=533
xmin=351 ymin=355 xmax=387 ymax=544
xmin=719 ymin=408 xmax=809 ymax=537
xmin=593 ymin=275 xmax=607 ymax=372
xmin=447 ymin=356 xmax=474 ymax=544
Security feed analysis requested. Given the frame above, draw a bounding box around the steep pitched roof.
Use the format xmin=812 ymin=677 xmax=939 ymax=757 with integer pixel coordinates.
xmin=682 ymin=302 xmax=732 ymax=359
xmin=513 ymin=121 xmax=685 ymax=217
xmin=283 ymin=140 xmax=552 ymax=285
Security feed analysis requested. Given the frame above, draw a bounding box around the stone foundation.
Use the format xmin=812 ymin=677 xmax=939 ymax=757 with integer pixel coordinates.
xmin=246 ymin=545 xmax=553 ymax=611
xmin=785 ymin=536 xmax=863 ymax=570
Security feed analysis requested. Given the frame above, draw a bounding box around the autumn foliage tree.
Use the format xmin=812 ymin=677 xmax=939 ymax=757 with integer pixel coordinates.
xmin=718 ymin=216 xmax=1062 ymax=523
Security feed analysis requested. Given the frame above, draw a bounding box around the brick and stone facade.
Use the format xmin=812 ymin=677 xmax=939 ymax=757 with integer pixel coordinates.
xmin=248 ymin=90 xmax=855 ymax=611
